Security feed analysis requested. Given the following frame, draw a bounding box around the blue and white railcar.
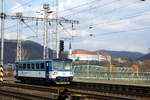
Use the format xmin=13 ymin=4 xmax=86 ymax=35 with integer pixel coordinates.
xmin=14 ymin=59 xmax=73 ymax=84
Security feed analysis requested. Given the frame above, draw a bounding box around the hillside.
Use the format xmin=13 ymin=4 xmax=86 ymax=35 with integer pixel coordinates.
xmin=0 ymin=40 xmax=145 ymax=64
xmin=97 ymin=49 xmax=144 ymax=60
xmin=138 ymin=53 xmax=150 ymax=61
xmin=1 ymin=40 xmax=53 ymax=64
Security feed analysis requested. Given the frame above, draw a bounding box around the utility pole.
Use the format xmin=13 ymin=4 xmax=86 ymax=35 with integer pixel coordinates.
xmin=43 ymin=4 xmax=52 ymax=59
xmin=1 ymin=0 xmax=5 ymax=66
xmin=56 ymin=0 xmax=59 ymax=58
xmin=16 ymin=12 xmax=22 ymax=61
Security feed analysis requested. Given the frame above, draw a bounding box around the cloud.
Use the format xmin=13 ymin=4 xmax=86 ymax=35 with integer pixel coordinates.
xmin=4 ymin=0 xmax=150 ymax=54
xmin=5 ymin=32 xmax=17 ymax=40
xmin=5 ymin=32 xmax=35 ymax=40
xmin=94 ymin=17 xmax=139 ymax=32
xmin=9 ymin=3 xmax=24 ymax=14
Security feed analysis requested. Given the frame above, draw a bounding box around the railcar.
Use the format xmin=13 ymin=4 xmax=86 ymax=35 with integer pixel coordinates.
xmin=14 ymin=59 xmax=73 ymax=84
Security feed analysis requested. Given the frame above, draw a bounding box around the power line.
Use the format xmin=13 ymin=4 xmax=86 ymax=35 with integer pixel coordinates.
xmin=92 ymin=9 xmax=150 ymax=26
xmin=63 ymin=0 xmax=120 ymax=17
xmin=7 ymin=0 xmax=35 ymax=13
xmin=88 ymin=0 xmax=142 ymax=26
xmin=55 ymin=0 xmax=101 ymax=15
xmin=75 ymin=0 xmax=147 ymax=29
xmin=22 ymin=21 xmax=37 ymax=35
xmin=96 ymin=26 xmax=150 ymax=37
xmin=76 ymin=25 xmax=150 ymax=40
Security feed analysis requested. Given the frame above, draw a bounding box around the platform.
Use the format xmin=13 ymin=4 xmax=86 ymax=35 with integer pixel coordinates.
xmin=73 ymin=78 xmax=150 ymax=87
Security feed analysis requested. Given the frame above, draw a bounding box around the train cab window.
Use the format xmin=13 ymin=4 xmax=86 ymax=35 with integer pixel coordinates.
xmin=23 ymin=64 xmax=26 ymax=69
xmin=27 ymin=64 xmax=30 ymax=69
xmin=64 ymin=62 xmax=72 ymax=70
xmin=41 ymin=63 xmax=44 ymax=69
xmin=36 ymin=63 xmax=40 ymax=69
xmin=53 ymin=61 xmax=63 ymax=70
xmin=31 ymin=64 xmax=34 ymax=69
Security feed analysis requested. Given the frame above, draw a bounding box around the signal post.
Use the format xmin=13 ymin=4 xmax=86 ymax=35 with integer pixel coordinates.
xmin=0 ymin=65 xmax=3 ymax=82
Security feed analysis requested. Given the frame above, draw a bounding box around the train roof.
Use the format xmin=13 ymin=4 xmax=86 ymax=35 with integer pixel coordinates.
xmin=15 ymin=59 xmax=72 ymax=63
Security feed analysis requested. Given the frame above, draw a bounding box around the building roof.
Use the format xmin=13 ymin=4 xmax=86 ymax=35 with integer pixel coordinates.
xmin=72 ymin=51 xmax=109 ymax=56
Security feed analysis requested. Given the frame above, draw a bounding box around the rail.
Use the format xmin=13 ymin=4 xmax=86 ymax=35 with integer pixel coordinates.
xmin=0 ymin=82 xmax=143 ymax=100
xmin=1 ymin=81 xmax=150 ymax=100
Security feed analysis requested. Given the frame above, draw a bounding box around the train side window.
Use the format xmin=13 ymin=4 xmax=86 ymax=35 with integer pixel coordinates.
xmin=36 ymin=63 xmax=39 ymax=69
xmin=16 ymin=64 xmax=18 ymax=69
xmin=31 ymin=64 xmax=34 ymax=69
xmin=23 ymin=64 xmax=26 ymax=69
xmin=41 ymin=63 xmax=44 ymax=69
xmin=19 ymin=64 xmax=22 ymax=70
xmin=27 ymin=64 xmax=30 ymax=69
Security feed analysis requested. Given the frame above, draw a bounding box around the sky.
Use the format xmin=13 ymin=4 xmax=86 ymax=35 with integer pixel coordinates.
xmin=0 ymin=0 xmax=150 ymax=54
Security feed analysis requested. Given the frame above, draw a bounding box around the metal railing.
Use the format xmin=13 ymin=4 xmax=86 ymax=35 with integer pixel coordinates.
xmin=73 ymin=65 xmax=150 ymax=82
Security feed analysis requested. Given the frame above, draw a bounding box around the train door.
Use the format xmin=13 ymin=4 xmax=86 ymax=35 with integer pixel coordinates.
xmin=49 ymin=62 xmax=52 ymax=79
xmin=46 ymin=61 xmax=49 ymax=80
xmin=16 ymin=63 xmax=18 ymax=77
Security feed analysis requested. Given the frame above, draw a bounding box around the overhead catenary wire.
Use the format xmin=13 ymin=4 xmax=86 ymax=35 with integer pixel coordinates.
xmin=88 ymin=0 xmax=141 ymax=23
xmin=63 ymin=0 xmax=120 ymax=17
xmin=91 ymin=9 xmax=150 ymax=27
xmin=54 ymin=0 xmax=102 ymax=15
xmin=7 ymin=0 xmax=35 ymax=13
xmin=95 ymin=26 xmax=150 ymax=37
xmin=76 ymin=0 xmax=147 ymax=29
xmin=75 ymin=25 xmax=150 ymax=41
xmin=22 ymin=20 xmax=38 ymax=37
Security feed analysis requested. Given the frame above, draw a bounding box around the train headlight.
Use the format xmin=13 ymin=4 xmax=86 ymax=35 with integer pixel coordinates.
xmin=53 ymin=71 xmax=58 ymax=75
xmin=70 ymin=72 xmax=73 ymax=75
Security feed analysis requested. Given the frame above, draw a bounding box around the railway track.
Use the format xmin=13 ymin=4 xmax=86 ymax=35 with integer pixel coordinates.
xmin=1 ymin=81 xmax=149 ymax=100
xmin=72 ymin=81 xmax=150 ymax=100
xmin=0 ymin=88 xmax=53 ymax=100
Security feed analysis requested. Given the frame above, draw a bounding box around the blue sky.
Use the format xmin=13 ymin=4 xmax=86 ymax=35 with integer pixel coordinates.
xmin=0 ymin=0 xmax=150 ymax=54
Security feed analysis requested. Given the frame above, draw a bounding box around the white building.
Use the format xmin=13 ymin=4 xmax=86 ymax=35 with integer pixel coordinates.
xmin=68 ymin=50 xmax=110 ymax=62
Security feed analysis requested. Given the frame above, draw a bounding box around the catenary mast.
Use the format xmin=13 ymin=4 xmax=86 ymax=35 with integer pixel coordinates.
xmin=1 ymin=0 xmax=5 ymax=66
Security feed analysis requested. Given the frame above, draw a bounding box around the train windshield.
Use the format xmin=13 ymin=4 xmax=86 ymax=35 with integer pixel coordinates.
xmin=64 ymin=62 xmax=72 ymax=70
xmin=53 ymin=61 xmax=63 ymax=70
xmin=53 ymin=61 xmax=72 ymax=70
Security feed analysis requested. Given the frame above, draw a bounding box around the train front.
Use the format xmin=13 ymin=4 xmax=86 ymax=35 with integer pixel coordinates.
xmin=51 ymin=59 xmax=73 ymax=84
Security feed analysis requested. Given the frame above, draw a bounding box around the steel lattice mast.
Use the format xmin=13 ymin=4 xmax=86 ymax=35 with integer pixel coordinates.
xmin=1 ymin=0 xmax=5 ymax=66
xmin=43 ymin=4 xmax=51 ymax=59
xmin=0 ymin=4 xmax=79 ymax=60
xmin=0 ymin=13 xmax=79 ymax=60
xmin=16 ymin=12 xmax=22 ymax=61
xmin=56 ymin=0 xmax=59 ymax=58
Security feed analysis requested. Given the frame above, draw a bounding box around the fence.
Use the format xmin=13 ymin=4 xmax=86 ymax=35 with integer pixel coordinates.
xmin=73 ymin=65 xmax=150 ymax=82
